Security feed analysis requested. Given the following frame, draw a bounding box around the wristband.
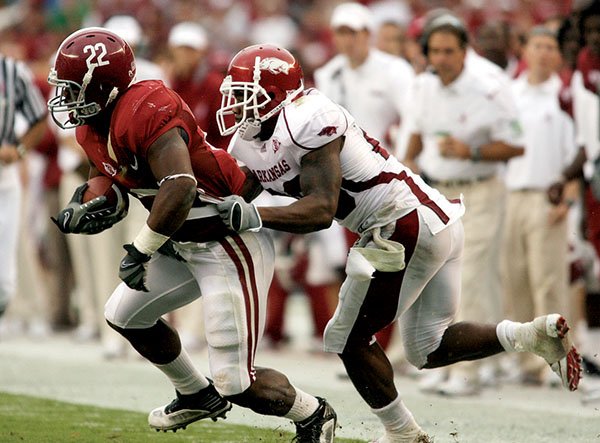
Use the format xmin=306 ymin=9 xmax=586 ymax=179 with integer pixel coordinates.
xmin=157 ymin=173 xmax=197 ymax=187
xmin=16 ymin=144 xmax=26 ymax=159
xmin=470 ymin=145 xmax=482 ymax=162
xmin=132 ymin=223 xmax=169 ymax=255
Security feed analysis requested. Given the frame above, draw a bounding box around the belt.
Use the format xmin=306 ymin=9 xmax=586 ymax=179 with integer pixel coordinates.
xmin=422 ymin=173 xmax=495 ymax=187
xmin=511 ymin=188 xmax=544 ymax=193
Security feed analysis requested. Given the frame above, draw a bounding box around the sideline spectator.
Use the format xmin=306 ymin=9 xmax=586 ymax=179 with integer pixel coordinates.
xmin=403 ymin=15 xmax=525 ymax=396
xmin=504 ymin=26 xmax=579 ymax=385
xmin=0 ymin=51 xmax=47 ymax=322
xmin=167 ymin=21 xmax=231 ymax=150
xmin=314 ymin=2 xmax=414 ymax=148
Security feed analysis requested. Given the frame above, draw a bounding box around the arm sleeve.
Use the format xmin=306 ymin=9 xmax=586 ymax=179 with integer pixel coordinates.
xmin=489 ymin=85 xmax=524 ymax=146
xmin=401 ymin=77 xmax=423 ymax=137
xmin=388 ymin=59 xmax=415 ymax=120
xmin=560 ymin=111 xmax=578 ymax=166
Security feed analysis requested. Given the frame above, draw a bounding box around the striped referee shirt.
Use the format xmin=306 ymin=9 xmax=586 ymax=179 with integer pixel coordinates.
xmin=0 ymin=54 xmax=47 ymax=145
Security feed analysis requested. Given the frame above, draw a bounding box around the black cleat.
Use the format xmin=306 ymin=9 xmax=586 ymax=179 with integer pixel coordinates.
xmin=148 ymin=384 xmax=232 ymax=432
xmin=292 ymin=397 xmax=337 ymax=443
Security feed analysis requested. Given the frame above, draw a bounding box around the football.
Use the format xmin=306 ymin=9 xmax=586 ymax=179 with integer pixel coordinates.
xmin=83 ymin=175 xmax=128 ymax=210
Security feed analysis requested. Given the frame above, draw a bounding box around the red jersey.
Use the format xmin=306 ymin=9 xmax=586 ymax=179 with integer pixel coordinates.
xmin=171 ymin=69 xmax=232 ymax=150
xmin=76 ymin=80 xmax=246 ymax=242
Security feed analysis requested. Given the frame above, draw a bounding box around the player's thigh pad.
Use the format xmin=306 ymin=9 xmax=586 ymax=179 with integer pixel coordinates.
xmin=399 ymin=220 xmax=463 ymax=368
xmin=104 ymin=253 xmax=199 ymax=328
xmin=324 ymin=211 xmax=462 ymax=357
xmin=191 ymin=231 xmax=274 ymax=396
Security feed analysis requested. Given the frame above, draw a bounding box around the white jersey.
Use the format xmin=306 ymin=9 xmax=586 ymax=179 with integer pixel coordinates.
xmin=314 ymin=49 xmax=414 ymax=143
xmin=229 ymin=89 xmax=463 ymax=235
xmin=506 ymin=73 xmax=577 ymax=190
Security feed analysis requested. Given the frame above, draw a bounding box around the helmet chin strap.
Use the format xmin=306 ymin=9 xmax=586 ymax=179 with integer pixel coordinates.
xmin=106 ymin=87 xmax=119 ymax=107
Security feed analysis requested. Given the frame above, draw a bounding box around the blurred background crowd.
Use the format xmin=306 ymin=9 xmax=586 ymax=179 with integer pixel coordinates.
xmin=1 ymin=0 xmax=600 ymax=408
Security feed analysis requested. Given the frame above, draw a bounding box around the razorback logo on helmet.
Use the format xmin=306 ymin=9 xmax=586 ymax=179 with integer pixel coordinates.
xmin=259 ymin=57 xmax=290 ymax=75
xmin=318 ymin=126 xmax=338 ymax=136
xmin=103 ymin=162 xmax=118 ymax=176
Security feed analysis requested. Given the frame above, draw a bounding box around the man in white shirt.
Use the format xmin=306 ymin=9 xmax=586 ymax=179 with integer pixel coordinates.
xmin=314 ymin=2 xmax=414 ymax=148
xmin=0 ymin=54 xmax=47 ymax=321
xmin=314 ymin=1 xmax=415 ymax=355
xmin=504 ymin=27 xmax=579 ymax=385
xmin=403 ymin=16 xmax=525 ymax=396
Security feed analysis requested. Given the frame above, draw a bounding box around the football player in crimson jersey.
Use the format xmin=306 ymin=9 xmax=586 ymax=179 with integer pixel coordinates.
xmin=215 ymin=43 xmax=582 ymax=442
xmin=47 ymin=28 xmax=337 ymax=440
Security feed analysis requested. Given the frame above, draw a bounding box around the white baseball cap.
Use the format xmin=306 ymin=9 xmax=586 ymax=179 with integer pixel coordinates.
xmin=104 ymin=15 xmax=143 ymax=47
xmin=330 ymin=2 xmax=374 ymax=32
xmin=168 ymin=22 xmax=208 ymax=50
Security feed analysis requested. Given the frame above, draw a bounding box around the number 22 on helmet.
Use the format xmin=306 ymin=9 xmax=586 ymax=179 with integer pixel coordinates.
xmin=48 ymin=27 xmax=136 ymax=129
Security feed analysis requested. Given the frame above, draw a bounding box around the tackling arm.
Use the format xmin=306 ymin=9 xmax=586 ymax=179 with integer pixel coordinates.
xmin=258 ymin=137 xmax=343 ymax=233
xmin=239 ymin=165 xmax=264 ymax=202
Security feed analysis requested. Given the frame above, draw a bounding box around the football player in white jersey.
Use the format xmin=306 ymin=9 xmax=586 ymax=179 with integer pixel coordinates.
xmin=215 ymin=44 xmax=582 ymax=443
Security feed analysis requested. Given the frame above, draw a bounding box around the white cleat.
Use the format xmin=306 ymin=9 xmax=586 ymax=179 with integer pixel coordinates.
xmin=514 ymin=314 xmax=582 ymax=391
xmin=371 ymin=424 xmax=433 ymax=443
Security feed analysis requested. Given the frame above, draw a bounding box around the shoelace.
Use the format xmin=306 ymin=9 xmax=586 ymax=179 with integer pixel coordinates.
xmin=164 ymin=388 xmax=225 ymax=414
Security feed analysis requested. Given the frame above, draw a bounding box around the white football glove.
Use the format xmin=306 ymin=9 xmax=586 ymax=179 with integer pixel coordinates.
xmin=216 ymin=195 xmax=262 ymax=232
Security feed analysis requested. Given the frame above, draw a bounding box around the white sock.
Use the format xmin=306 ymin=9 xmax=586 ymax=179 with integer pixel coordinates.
xmin=371 ymin=396 xmax=418 ymax=434
xmin=284 ymin=387 xmax=320 ymax=422
xmin=496 ymin=320 xmax=518 ymax=352
xmin=154 ymin=349 xmax=210 ymax=395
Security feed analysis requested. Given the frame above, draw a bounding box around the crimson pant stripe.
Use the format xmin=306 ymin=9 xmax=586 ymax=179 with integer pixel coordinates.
xmin=218 ymin=237 xmax=256 ymax=382
xmin=230 ymin=234 xmax=261 ymax=363
xmin=344 ymin=210 xmax=420 ymax=349
xmin=341 ymin=170 xmax=450 ymax=223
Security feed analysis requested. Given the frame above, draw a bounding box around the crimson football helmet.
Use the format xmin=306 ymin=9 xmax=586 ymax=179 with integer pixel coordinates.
xmin=217 ymin=44 xmax=304 ymax=140
xmin=48 ymin=27 xmax=136 ymax=129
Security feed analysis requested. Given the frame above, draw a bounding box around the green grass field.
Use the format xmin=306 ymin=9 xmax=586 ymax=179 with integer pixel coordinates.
xmin=0 ymin=392 xmax=362 ymax=443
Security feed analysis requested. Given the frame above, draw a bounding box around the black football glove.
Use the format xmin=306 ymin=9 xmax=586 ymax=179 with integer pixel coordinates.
xmin=119 ymin=244 xmax=151 ymax=292
xmin=157 ymin=239 xmax=186 ymax=262
xmin=51 ymin=183 xmax=128 ymax=234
